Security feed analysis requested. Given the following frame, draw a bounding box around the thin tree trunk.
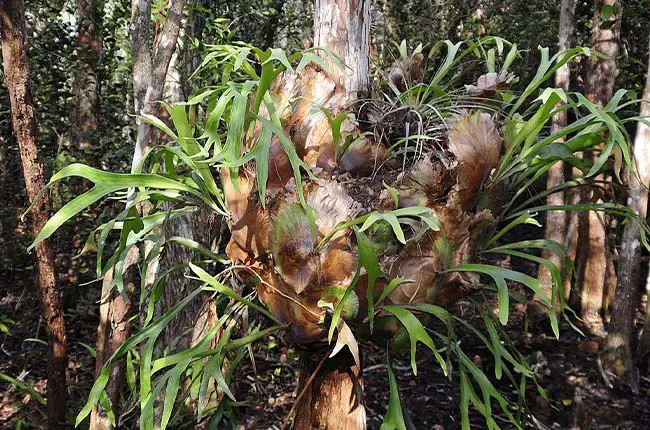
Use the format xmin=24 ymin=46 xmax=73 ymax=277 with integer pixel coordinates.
xmin=475 ymin=5 xmax=485 ymax=37
xmin=536 ymin=0 xmax=576 ymax=309
xmin=604 ymin=32 xmax=650 ymax=389
xmin=89 ymin=248 xmax=138 ymax=428
xmin=155 ymin=0 xmax=222 ymax=362
xmin=90 ymin=1 xmax=188 ymax=427
xmin=638 ymin=268 xmax=650 ymax=372
xmin=132 ymin=0 xmax=187 ymax=172
xmin=292 ymin=2 xmax=370 ymax=428
xmin=71 ymin=0 xmax=103 ymax=164
xmin=0 ymin=1 xmax=67 ymax=428
xmin=576 ymin=0 xmax=621 ymax=330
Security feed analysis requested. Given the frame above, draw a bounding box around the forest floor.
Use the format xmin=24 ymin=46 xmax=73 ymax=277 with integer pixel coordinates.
xmin=235 ymin=301 xmax=650 ymax=430
xmin=1 ymin=260 xmax=650 ymax=429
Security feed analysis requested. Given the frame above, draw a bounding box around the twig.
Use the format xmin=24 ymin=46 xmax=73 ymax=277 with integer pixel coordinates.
xmin=596 ymin=355 xmax=614 ymax=389
xmin=280 ymin=349 xmax=331 ymax=430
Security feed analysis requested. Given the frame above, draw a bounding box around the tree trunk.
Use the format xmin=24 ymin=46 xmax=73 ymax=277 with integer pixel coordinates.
xmin=313 ymin=0 xmax=370 ymax=99
xmin=293 ymin=348 xmax=365 ymax=430
xmin=290 ymin=2 xmax=370 ymax=428
xmin=535 ymin=0 xmax=576 ymax=310
xmin=576 ymin=0 xmax=621 ymax=330
xmin=0 ymin=1 xmax=67 ymax=428
xmin=132 ymin=0 xmax=187 ymax=171
xmin=89 ymin=1 xmax=188 ymax=427
xmin=604 ymin=31 xmax=650 ymax=389
xmin=71 ymin=0 xmax=103 ymax=164
xmin=475 ymin=5 xmax=485 ymax=37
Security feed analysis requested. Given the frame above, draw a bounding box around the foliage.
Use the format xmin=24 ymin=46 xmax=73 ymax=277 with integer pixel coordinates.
xmin=25 ymin=30 xmax=650 ymax=429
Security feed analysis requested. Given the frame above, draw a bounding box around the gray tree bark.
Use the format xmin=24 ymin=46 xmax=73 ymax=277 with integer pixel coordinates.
xmin=90 ymin=1 xmax=188 ymax=428
xmin=313 ymin=0 xmax=370 ymax=99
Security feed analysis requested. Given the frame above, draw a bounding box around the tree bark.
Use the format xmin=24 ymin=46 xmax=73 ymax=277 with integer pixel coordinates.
xmin=89 ymin=1 xmax=188 ymax=427
xmin=132 ymin=0 xmax=187 ymax=172
xmin=604 ymin=31 xmax=650 ymax=389
xmin=89 ymin=248 xmax=138 ymax=429
xmin=0 ymin=1 xmax=67 ymax=428
xmin=71 ymin=0 xmax=103 ymax=164
xmin=293 ymin=348 xmax=365 ymax=430
xmin=292 ymin=1 xmax=370 ymax=428
xmin=576 ymin=0 xmax=621 ymax=330
xmin=313 ymin=0 xmax=370 ymax=99
xmin=536 ymin=0 xmax=576 ymax=309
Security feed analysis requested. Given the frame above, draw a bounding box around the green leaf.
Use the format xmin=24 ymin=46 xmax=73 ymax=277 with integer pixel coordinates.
xmin=449 ymin=264 xmax=547 ymax=324
xmin=380 ymin=357 xmax=407 ymax=430
xmin=487 ymin=214 xmax=541 ymax=247
xmin=378 ymin=278 xmax=413 ymax=305
xmin=296 ymin=52 xmax=329 ymax=74
xmin=77 ymin=366 xmax=110 ymax=425
xmin=160 ymin=357 xmax=192 ymax=429
xmin=383 ymin=182 xmax=400 ymax=209
xmin=189 ymin=263 xmax=279 ymax=322
xmin=28 ymin=164 xmax=206 ymax=250
xmin=382 ymin=305 xmax=446 ymax=376
xmin=0 ymin=372 xmax=47 ymax=405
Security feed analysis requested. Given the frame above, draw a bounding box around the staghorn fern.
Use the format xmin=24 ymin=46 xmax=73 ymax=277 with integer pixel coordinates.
xmin=28 ymin=39 xmax=650 ymax=430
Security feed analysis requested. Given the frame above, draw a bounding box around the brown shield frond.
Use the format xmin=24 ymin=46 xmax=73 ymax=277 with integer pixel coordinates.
xmin=448 ymin=111 xmax=502 ymax=210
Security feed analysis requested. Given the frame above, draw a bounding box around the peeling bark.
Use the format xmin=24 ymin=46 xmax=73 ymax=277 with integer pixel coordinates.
xmin=0 ymin=1 xmax=67 ymax=427
xmin=293 ymin=349 xmax=365 ymax=430
xmin=313 ymin=0 xmax=370 ymax=99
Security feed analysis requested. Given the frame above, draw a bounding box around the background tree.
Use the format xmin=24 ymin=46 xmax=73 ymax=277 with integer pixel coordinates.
xmin=604 ymin=30 xmax=650 ymax=390
xmin=535 ymin=0 xmax=576 ymax=310
xmin=575 ymin=0 xmax=622 ymax=330
xmin=0 ymin=0 xmax=67 ymax=427
xmin=90 ymin=1 xmax=189 ymax=427
xmin=71 ymin=0 xmax=103 ymax=165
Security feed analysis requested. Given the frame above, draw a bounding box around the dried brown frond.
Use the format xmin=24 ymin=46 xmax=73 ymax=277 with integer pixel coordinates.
xmin=465 ymin=71 xmax=516 ymax=98
xmin=448 ymin=111 xmax=502 ymax=210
